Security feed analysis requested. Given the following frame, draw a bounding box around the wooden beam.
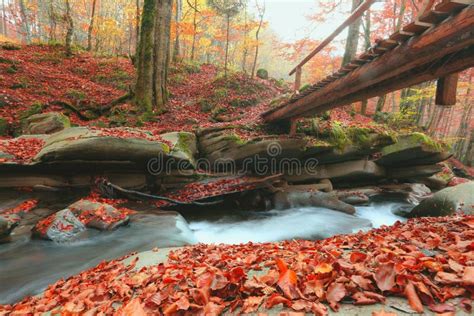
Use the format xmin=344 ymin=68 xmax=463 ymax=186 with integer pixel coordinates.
xmin=295 ymin=48 xmax=473 ymax=118
xmin=436 ymin=73 xmax=459 ymax=105
xmin=289 ymin=0 xmax=376 ymax=76
xmin=262 ymin=6 xmax=474 ymax=123
xmin=294 ymin=67 xmax=302 ymax=91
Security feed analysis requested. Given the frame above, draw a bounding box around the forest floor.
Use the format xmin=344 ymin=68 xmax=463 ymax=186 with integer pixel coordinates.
xmin=1 ymin=215 xmax=473 ymax=315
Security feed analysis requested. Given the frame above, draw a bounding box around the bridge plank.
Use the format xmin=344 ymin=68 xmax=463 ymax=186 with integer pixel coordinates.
xmin=261 ymin=6 xmax=474 ymax=123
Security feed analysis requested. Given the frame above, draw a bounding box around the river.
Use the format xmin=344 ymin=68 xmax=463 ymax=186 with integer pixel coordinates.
xmin=0 ymin=202 xmax=406 ymax=304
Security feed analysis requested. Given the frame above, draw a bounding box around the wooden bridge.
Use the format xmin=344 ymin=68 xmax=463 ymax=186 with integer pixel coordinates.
xmin=261 ymin=0 xmax=474 ymax=127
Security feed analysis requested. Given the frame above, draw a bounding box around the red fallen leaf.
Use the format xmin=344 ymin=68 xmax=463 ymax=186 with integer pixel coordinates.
xmin=210 ymin=273 xmax=228 ymax=290
xmin=241 ymin=296 xmax=264 ymax=313
xmin=352 ymin=292 xmax=378 ymax=305
xmin=275 ymin=258 xmax=300 ymax=300
xmin=371 ymin=310 xmax=397 ymax=316
xmin=117 ymin=298 xmax=146 ymax=316
xmin=291 ymin=299 xmax=313 ymax=312
xmin=435 ymin=271 xmax=462 ymax=285
xmin=447 ymin=259 xmax=464 ymax=273
xmin=190 ymin=288 xmax=209 ymax=305
xmin=462 ymin=266 xmax=474 ymax=285
xmin=227 ymin=267 xmax=246 ymax=283
xmin=203 ymin=301 xmax=225 ymax=315
xmin=374 ymin=262 xmax=396 ymax=292
xmin=351 ymin=275 xmax=373 ymax=290
xmin=405 ymin=282 xmax=423 ymax=313
xmin=265 ymin=293 xmax=291 ymax=309
xmin=350 ymin=251 xmax=367 ymax=263
xmin=414 ymin=281 xmax=434 ymax=306
xmin=459 ymin=298 xmax=472 ymax=313
xmin=313 ymin=262 xmax=333 ymax=275
xmin=311 ymin=301 xmax=328 ymax=316
xmin=326 ymin=282 xmax=346 ymax=311
xmin=362 ymin=291 xmax=386 ymax=303
xmin=428 ymin=303 xmax=455 ymax=313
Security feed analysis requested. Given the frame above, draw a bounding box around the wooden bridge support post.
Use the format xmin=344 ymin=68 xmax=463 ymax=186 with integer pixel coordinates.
xmin=289 ymin=118 xmax=297 ymax=137
xmin=294 ymin=67 xmax=302 ymax=92
xmin=436 ymin=72 xmax=459 ymax=106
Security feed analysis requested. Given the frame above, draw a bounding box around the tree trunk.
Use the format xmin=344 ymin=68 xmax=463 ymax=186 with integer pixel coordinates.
xmin=135 ymin=0 xmax=171 ymax=113
xmin=172 ymin=0 xmax=182 ymax=61
xmin=48 ymin=0 xmax=56 ymax=41
xmin=241 ymin=1 xmax=248 ymax=73
xmin=341 ymin=0 xmax=363 ymax=67
xmin=87 ymin=0 xmax=97 ymax=51
xmin=134 ymin=0 xmax=141 ymax=57
xmin=64 ymin=0 xmax=74 ymax=56
xmin=224 ymin=14 xmax=230 ymax=77
xmin=251 ymin=2 xmax=264 ymax=78
xmin=1 ymin=0 xmax=6 ymax=36
xmin=19 ymin=0 xmax=31 ymax=43
xmin=153 ymin=0 xmax=172 ymax=110
xmin=190 ymin=0 xmax=198 ymax=60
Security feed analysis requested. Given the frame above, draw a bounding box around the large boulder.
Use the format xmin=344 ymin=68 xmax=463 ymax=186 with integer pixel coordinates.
xmin=376 ymin=133 xmax=451 ymax=167
xmin=32 ymin=209 xmax=86 ymax=242
xmin=23 ymin=112 xmax=70 ymax=135
xmin=33 ymin=127 xmax=197 ymax=168
xmin=68 ymin=199 xmax=130 ymax=231
xmin=409 ymin=181 xmax=474 ymax=217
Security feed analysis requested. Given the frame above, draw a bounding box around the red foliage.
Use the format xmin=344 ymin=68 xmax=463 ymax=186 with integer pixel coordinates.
xmin=0 ymin=137 xmax=44 ymax=163
xmin=3 ymin=199 xmax=38 ymax=215
xmin=2 ymin=215 xmax=474 ymax=314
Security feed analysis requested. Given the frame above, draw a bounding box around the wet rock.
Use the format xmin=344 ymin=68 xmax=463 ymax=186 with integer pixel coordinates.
xmin=68 ymin=200 xmax=130 ymax=231
xmin=376 ymin=133 xmax=451 ymax=167
xmin=273 ymin=189 xmax=356 ymax=214
xmin=23 ymin=112 xmax=70 ymax=135
xmin=32 ymin=209 xmax=86 ymax=242
xmin=285 ymin=160 xmax=386 ymax=184
xmin=335 ymin=183 xmax=431 ymax=205
xmin=0 ymin=214 xmax=21 ymax=241
xmin=409 ymin=181 xmax=474 ymax=217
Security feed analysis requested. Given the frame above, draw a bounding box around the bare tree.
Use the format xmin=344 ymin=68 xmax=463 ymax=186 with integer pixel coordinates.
xmin=207 ymin=0 xmax=244 ymax=76
xmin=19 ymin=0 xmax=31 ymax=43
xmin=87 ymin=0 xmax=97 ymax=51
xmin=64 ymin=0 xmax=74 ymax=56
xmin=173 ymin=0 xmax=182 ymax=61
xmin=251 ymin=0 xmax=264 ymax=78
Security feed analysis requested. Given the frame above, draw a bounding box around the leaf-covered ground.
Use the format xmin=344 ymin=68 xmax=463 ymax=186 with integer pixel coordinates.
xmin=1 ymin=215 xmax=473 ymax=315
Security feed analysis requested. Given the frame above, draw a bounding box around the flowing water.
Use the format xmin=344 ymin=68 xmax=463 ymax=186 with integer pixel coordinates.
xmin=0 ymin=202 xmax=406 ymax=304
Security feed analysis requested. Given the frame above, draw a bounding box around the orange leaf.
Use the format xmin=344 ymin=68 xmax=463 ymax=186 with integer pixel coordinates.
xmin=405 ymin=282 xmax=423 ymax=313
xmin=374 ymin=262 xmax=396 ymax=292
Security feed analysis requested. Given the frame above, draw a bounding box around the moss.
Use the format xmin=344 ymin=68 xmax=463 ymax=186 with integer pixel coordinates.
xmin=410 ymin=132 xmax=444 ymax=151
xmin=66 ymin=89 xmax=87 ymax=101
xmin=229 ymin=97 xmax=258 ymax=108
xmin=1 ymin=43 xmax=21 ymax=50
xmin=0 ymin=56 xmax=14 ymax=64
xmin=328 ymin=122 xmax=351 ymax=150
xmin=173 ymin=132 xmax=194 ymax=157
xmin=299 ymin=84 xmax=311 ymax=93
xmin=0 ymin=117 xmax=9 ymax=135
xmin=222 ymin=133 xmax=247 ymax=146
xmin=256 ymin=68 xmax=268 ymax=79
xmin=6 ymin=65 xmax=18 ymax=74
xmin=19 ymin=102 xmax=43 ymax=120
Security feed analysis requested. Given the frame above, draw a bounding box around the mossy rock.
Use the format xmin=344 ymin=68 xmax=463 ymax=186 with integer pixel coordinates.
xmin=35 ymin=127 xmax=173 ymax=164
xmin=376 ymin=132 xmax=451 ymax=167
xmin=23 ymin=112 xmax=71 ymax=135
xmin=409 ymin=181 xmax=474 ymax=217
xmin=256 ymin=68 xmax=269 ymax=80
xmin=160 ymin=131 xmax=198 ymax=167
xmin=1 ymin=43 xmax=21 ymax=50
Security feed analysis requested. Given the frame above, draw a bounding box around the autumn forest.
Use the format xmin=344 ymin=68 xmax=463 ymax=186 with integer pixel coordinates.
xmin=0 ymin=0 xmax=473 ymax=314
